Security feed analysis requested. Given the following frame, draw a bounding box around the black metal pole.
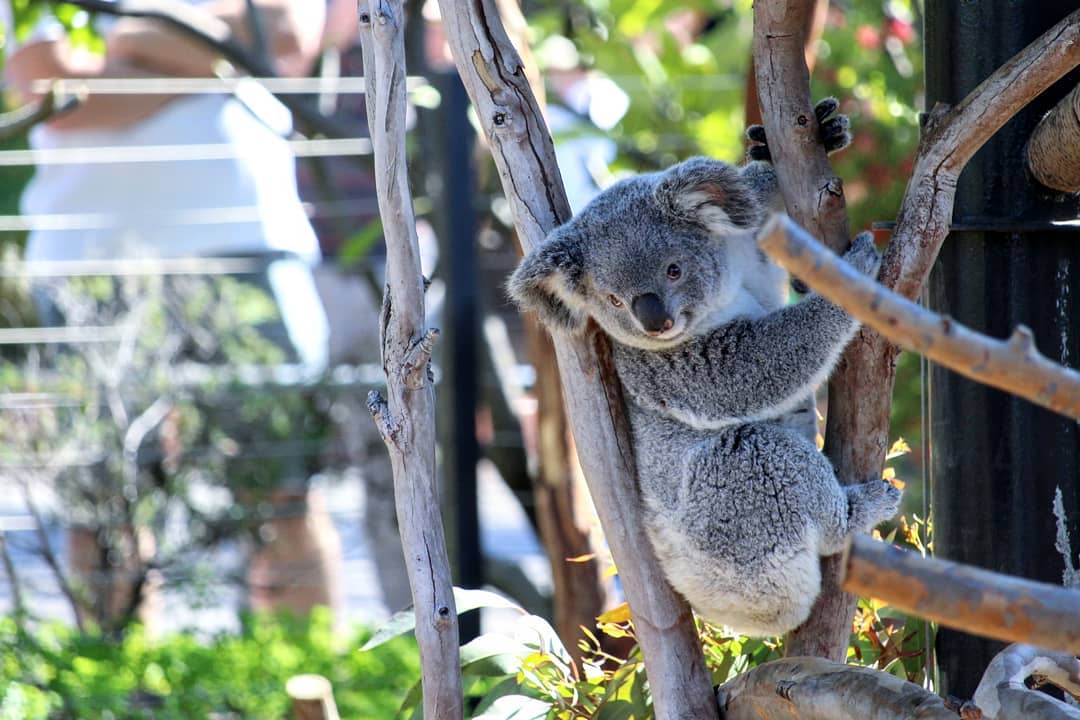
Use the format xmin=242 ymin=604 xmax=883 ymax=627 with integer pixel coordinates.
xmin=925 ymin=1 xmax=1080 ymax=698
xmin=432 ymin=71 xmax=483 ymax=643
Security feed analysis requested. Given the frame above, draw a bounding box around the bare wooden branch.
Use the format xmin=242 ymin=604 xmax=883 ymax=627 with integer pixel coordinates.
xmin=752 ymin=0 xmax=850 ymax=253
xmin=884 ymin=9 xmax=1080 ymax=300
xmin=752 ymin=0 xmax=860 ymax=662
xmin=286 ymin=674 xmax=341 ymax=720
xmin=974 ymin=644 xmax=1080 ymax=720
xmin=435 ymin=0 xmax=717 ymax=716
xmin=357 ymin=2 xmax=462 ymax=718
xmin=715 ymin=656 xmax=956 ymax=720
xmin=754 ymin=3 xmax=1080 ymax=662
xmin=842 ymin=535 xmax=1080 ymax=655
xmin=1028 ymin=83 xmax=1080 ymax=193
xmin=758 ymin=214 xmax=1080 ymax=419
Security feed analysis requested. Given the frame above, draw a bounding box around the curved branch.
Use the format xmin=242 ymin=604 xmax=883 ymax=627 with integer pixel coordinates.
xmin=758 ymin=214 xmax=1080 ymax=419
xmin=358 ymin=1 xmax=463 ymax=718
xmin=883 ymin=9 xmax=1080 ymax=301
xmin=435 ymin=0 xmax=718 ymax=716
xmin=715 ymin=657 xmax=955 ymax=720
xmin=974 ymin=644 xmax=1080 ymax=720
xmin=1028 ymin=83 xmax=1080 ymax=193
xmin=64 ymin=0 xmax=355 ymax=138
xmin=842 ymin=535 xmax=1080 ymax=655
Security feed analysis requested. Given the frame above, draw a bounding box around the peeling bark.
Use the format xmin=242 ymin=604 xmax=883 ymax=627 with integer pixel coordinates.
xmin=357 ymin=3 xmax=462 ymax=719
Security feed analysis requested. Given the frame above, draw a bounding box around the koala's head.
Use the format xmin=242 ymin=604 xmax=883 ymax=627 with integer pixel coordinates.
xmin=508 ymin=157 xmax=773 ymax=350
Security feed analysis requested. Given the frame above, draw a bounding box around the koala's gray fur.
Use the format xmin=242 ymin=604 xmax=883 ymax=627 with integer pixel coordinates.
xmin=508 ymin=116 xmax=901 ymax=637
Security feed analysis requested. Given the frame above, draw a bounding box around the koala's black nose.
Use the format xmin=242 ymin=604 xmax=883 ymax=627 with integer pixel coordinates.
xmin=632 ymin=293 xmax=674 ymax=334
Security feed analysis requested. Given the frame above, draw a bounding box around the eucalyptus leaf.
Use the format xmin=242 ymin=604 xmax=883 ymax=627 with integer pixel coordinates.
xmin=361 ymin=588 xmax=524 ymax=652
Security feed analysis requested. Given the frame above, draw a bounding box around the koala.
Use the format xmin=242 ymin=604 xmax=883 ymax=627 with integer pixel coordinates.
xmin=508 ymin=99 xmax=901 ymax=637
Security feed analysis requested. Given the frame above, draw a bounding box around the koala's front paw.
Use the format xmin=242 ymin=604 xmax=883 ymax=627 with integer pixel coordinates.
xmin=842 ymin=231 xmax=882 ymax=279
xmin=846 ymin=479 xmax=902 ymax=532
xmin=814 ymin=97 xmax=852 ymax=154
xmin=745 ymin=97 xmax=851 ymax=162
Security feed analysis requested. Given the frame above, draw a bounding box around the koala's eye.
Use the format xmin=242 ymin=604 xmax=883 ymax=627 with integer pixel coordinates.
xmin=608 ymin=294 xmax=624 ymax=308
xmin=666 ymin=263 xmax=682 ymax=280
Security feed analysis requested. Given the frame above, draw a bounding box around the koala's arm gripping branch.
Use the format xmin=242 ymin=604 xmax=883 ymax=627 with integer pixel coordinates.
xmin=622 ymin=298 xmax=856 ymax=427
xmin=759 ymin=214 xmax=1080 ymax=420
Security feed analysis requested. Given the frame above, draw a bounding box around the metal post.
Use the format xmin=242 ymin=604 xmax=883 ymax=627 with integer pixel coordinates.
xmin=925 ymin=1 xmax=1080 ymax=698
xmin=430 ymin=71 xmax=483 ymax=642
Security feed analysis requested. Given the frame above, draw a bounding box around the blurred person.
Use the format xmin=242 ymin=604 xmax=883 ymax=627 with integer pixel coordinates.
xmin=5 ymin=0 xmax=347 ymax=623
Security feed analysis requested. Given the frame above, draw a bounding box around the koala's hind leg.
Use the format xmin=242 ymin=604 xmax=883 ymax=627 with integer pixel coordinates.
xmin=820 ymin=480 xmax=902 ymax=555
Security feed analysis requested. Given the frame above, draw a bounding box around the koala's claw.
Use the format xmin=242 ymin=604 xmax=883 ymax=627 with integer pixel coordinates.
xmin=842 ymin=231 xmax=881 ymax=279
xmin=746 ymin=124 xmax=771 ymax=162
xmin=745 ymin=98 xmax=850 ymax=162
xmin=846 ymin=478 xmax=903 ymax=532
xmin=813 ymin=97 xmax=840 ymax=123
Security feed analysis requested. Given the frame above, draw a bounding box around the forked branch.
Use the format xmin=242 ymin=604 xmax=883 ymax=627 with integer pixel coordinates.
xmin=974 ymin=644 xmax=1080 ymax=720
xmin=758 ymin=214 xmax=1080 ymax=419
xmin=357 ymin=2 xmax=462 ymax=718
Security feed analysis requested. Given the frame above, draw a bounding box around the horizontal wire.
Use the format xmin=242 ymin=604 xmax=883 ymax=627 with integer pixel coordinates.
xmin=0 ymin=197 xmax=379 ymax=233
xmin=0 ymin=136 xmax=371 ymax=167
xmin=30 ymin=75 xmax=432 ymax=96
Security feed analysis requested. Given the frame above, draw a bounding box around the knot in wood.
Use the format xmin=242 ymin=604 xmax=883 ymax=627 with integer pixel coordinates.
xmin=797 ymin=114 xmax=809 ymax=126
xmin=438 ymin=605 xmax=450 ymax=616
xmin=358 ymin=10 xmax=371 ymax=25
xmin=492 ymin=110 xmax=509 ymax=127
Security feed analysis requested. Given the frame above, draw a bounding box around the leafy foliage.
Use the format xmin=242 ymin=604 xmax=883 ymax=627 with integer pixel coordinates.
xmin=0 ymin=609 xmax=421 ymax=719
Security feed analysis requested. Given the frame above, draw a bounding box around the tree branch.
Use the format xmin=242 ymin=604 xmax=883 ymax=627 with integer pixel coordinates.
xmin=716 ymin=656 xmax=956 ymax=720
xmin=842 ymin=535 xmax=1080 ymax=655
xmin=883 ymin=9 xmax=1080 ymax=300
xmin=752 ymin=0 xmax=861 ymax=662
xmin=1027 ymin=83 xmax=1080 ymax=193
xmin=436 ymin=0 xmax=718 ymax=716
xmin=357 ymin=2 xmax=462 ymax=718
xmin=758 ymin=214 xmax=1080 ymax=419
xmin=974 ymin=644 xmax=1080 ymax=720
xmin=64 ymin=0 xmax=355 ymax=138
xmin=753 ymin=2 xmax=1080 ymax=662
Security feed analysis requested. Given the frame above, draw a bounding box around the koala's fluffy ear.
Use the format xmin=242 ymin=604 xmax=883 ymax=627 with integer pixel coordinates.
xmin=507 ymin=230 xmax=589 ymax=332
xmin=654 ymin=156 xmax=763 ymax=234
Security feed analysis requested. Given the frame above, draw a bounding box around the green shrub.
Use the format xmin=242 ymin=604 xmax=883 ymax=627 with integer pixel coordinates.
xmin=0 ymin=608 xmax=420 ymax=719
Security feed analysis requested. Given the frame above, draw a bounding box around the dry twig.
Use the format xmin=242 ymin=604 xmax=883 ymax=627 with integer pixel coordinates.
xmin=973 ymin=644 xmax=1080 ymax=720
xmin=843 ymin=536 xmax=1080 ymax=655
xmin=357 ymin=1 xmax=462 ymax=718
xmin=758 ymin=214 xmax=1080 ymax=419
xmin=435 ymin=0 xmax=717 ymax=716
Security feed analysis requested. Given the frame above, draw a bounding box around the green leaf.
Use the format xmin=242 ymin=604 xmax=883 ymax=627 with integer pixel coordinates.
xmin=361 ymin=588 xmax=524 ymax=652
xmin=470 ymin=694 xmax=550 ymax=720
